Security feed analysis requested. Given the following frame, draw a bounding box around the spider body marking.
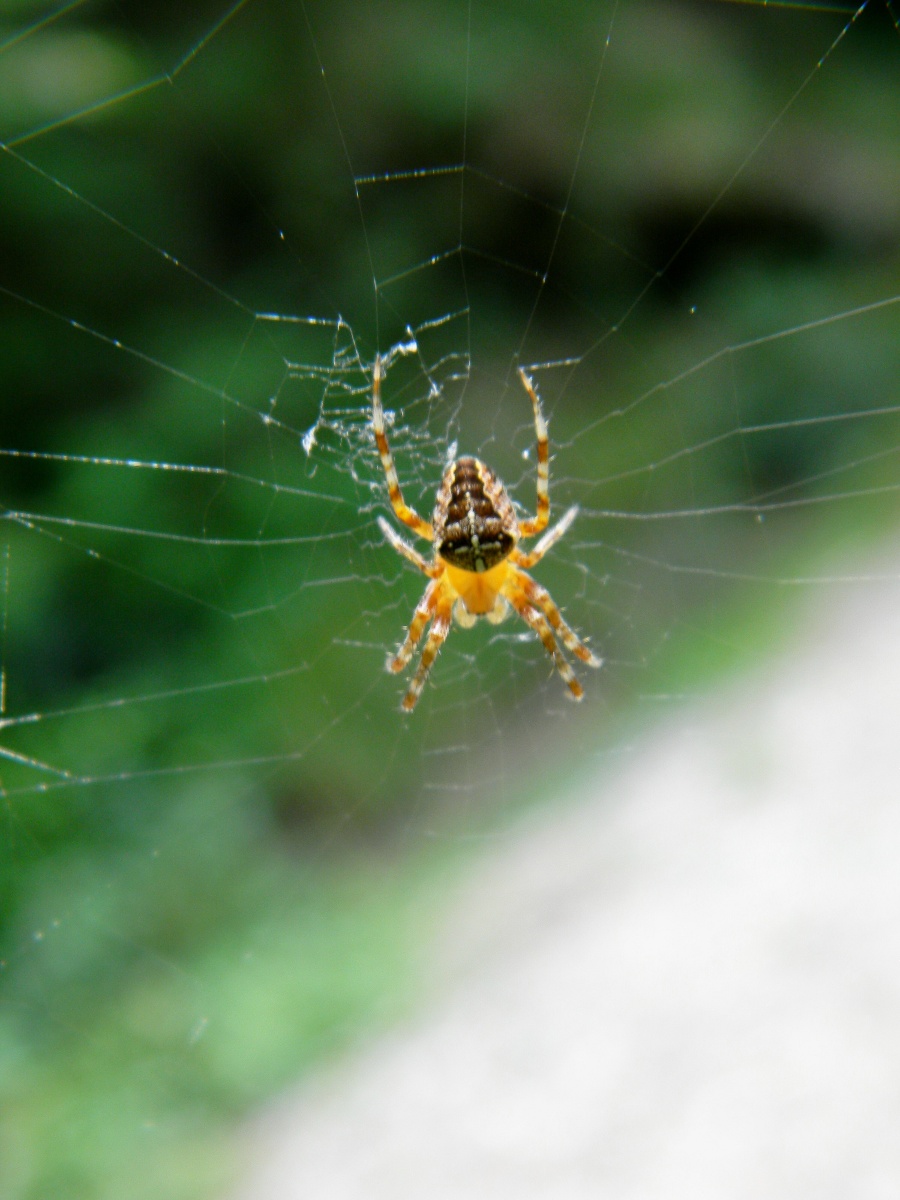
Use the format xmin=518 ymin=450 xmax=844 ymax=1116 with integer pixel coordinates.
xmin=434 ymin=456 xmax=517 ymax=576
xmin=374 ymin=355 xmax=601 ymax=711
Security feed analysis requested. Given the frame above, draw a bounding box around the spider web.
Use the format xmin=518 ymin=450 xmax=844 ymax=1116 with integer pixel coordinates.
xmin=1 ymin=0 xmax=899 ymax=1195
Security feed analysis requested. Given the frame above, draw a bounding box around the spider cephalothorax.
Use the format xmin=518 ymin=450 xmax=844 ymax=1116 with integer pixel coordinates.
xmin=374 ymin=353 xmax=601 ymax=711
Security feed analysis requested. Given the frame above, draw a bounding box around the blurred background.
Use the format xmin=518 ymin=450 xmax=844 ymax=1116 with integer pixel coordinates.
xmin=1 ymin=1 xmax=898 ymax=1196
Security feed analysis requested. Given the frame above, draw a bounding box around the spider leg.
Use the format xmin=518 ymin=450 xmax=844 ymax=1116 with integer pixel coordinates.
xmin=510 ymin=505 xmax=578 ymax=570
xmin=388 ymin=578 xmax=441 ymax=674
xmin=505 ymin=581 xmax=585 ymax=701
xmin=510 ymin=566 xmax=602 ymax=668
xmin=377 ymin=516 xmax=441 ymax=577
xmin=373 ymin=356 xmax=433 ymax=540
xmin=402 ymin=594 xmax=453 ymax=712
xmin=516 ymin=367 xmax=550 ymax=539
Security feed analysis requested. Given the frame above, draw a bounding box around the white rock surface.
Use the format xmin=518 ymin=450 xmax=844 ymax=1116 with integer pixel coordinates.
xmin=228 ymin=566 xmax=900 ymax=1199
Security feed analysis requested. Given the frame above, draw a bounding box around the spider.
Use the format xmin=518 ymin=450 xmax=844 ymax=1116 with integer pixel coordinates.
xmin=374 ymin=356 xmax=602 ymax=711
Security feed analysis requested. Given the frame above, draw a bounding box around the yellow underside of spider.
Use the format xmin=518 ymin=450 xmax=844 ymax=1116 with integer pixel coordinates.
xmin=444 ymin=560 xmax=510 ymax=621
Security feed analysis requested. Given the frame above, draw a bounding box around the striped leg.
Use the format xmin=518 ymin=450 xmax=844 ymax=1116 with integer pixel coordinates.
xmin=511 ymin=505 xmax=578 ymax=569
xmin=377 ymin=516 xmax=440 ymax=577
xmin=373 ymin=356 xmax=433 ymax=540
xmin=402 ymin=599 xmax=452 ymax=712
xmin=506 ymin=584 xmax=584 ymax=701
xmin=517 ymin=367 xmax=549 ymax=538
xmin=388 ymin=579 xmax=440 ymax=673
xmin=511 ymin=568 xmax=602 ymax=668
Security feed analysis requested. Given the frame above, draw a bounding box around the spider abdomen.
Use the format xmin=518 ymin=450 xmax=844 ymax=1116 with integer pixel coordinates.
xmin=434 ymin=456 xmax=517 ymax=573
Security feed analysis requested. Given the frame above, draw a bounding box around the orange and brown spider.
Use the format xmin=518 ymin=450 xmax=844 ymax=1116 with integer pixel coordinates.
xmin=374 ymin=355 xmax=602 ymax=711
